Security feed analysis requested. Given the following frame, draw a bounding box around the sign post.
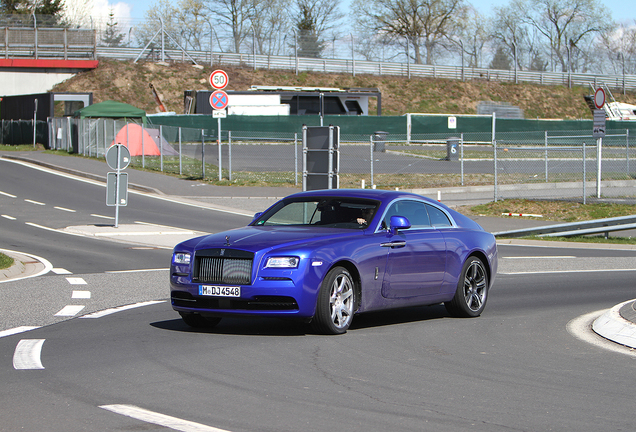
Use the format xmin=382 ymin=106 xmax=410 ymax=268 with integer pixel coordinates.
xmin=209 ymin=70 xmax=229 ymax=181
xmin=592 ymin=87 xmax=606 ymax=198
xmin=106 ymin=144 xmax=130 ymax=228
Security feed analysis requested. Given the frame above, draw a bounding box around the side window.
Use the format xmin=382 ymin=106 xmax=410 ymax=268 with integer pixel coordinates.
xmin=426 ymin=204 xmax=452 ymax=227
xmin=382 ymin=200 xmax=431 ymax=230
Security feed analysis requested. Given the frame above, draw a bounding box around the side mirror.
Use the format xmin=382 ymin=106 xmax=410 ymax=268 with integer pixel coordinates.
xmin=251 ymin=212 xmax=263 ymax=224
xmin=390 ymin=215 xmax=411 ymax=235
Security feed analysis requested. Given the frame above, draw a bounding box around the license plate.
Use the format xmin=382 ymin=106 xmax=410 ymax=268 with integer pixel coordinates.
xmin=199 ymin=285 xmax=240 ymax=297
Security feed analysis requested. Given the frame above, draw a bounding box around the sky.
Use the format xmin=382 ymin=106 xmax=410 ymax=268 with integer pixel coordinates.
xmin=92 ymin=0 xmax=635 ymax=28
xmin=95 ymin=0 xmax=636 ymax=23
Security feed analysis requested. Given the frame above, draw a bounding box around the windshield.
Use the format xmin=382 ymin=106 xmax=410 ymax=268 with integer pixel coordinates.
xmin=253 ymin=198 xmax=380 ymax=229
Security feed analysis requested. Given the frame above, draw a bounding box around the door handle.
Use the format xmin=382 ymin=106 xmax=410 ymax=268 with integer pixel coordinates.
xmin=380 ymin=240 xmax=406 ymax=248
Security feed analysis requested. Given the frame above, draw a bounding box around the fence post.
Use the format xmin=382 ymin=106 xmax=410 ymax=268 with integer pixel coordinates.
xmin=626 ymin=129 xmax=630 ymax=175
xmin=160 ymin=125 xmax=164 ymax=172
xmin=228 ymin=130 xmax=232 ymax=181
xmin=201 ymin=129 xmax=206 ymax=179
xmin=179 ymin=127 xmax=182 ymax=176
xmin=294 ymin=132 xmax=298 ymax=186
xmin=460 ymin=133 xmax=464 ymax=186
xmin=545 ymin=130 xmax=548 ymax=182
xmin=492 ymin=113 xmax=497 ymax=202
xmin=583 ymin=142 xmax=586 ymax=205
xmin=596 ymin=137 xmax=602 ymax=198
xmin=493 ymin=140 xmax=498 ymax=202
xmin=370 ymin=135 xmax=374 ymax=187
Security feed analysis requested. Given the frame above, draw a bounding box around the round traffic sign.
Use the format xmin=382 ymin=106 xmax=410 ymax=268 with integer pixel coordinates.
xmin=210 ymin=90 xmax=229 ymax=110
xmin=594 ymin=87 xmax=606 ymax=109
xmin=106 ymin=144 xmax=131 ymax=170
xmin=209 ymin=70 xmax=228 ymax=90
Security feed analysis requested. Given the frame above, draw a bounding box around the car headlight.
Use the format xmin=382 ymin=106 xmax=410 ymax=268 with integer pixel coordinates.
xmin=265 ymin=256 xmax=299 ymax=268
xmin=173 ymin=252 xmax=191 ymax=265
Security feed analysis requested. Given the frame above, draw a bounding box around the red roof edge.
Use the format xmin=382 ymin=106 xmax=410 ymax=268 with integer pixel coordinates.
xmin=0 ymin=59 xmax=99 ymax=69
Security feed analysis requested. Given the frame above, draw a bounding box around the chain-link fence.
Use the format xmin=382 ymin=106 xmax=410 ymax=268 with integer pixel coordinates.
xmin=494 ymin=130 xmax=635 ymax=203
xmin=46 ymin=118 xmax=636 ymax=203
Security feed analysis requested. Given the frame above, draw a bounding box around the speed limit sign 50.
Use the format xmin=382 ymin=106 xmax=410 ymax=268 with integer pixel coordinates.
xmin=209 ymin=70 xmax=228 ymax=90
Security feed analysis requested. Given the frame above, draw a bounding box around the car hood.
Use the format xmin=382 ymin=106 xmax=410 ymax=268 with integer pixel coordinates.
xmin=185 ymin=226 xmax=361 ymax=252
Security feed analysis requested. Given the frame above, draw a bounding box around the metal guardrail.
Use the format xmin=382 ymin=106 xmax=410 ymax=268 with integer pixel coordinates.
xmin=1 ymin=24 xmax=634 ymax=91
xmin=494 ymin=215 xmax=636 ymax=238
xmin=104 ymin=46 xmax=636 ymax=91
xmin=1 ymin=27 xmax=96 ymax=60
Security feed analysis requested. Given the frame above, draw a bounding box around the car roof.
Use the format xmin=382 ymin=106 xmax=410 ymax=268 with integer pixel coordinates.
xmin=284 ymin=189 xmax=436 ymax=204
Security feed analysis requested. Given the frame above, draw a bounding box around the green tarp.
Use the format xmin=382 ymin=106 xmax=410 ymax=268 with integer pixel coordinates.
xmin=74 ymin=100 xmax=146 ymax=123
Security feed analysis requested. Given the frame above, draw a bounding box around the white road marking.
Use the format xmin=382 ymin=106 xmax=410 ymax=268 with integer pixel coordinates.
xmin=81 ymin=301 xmax=166 ymax=319
xmin=501 ymin=256 xmax=576 ymax=259
xmin=0 ymin=326 xmax=40 ymax=338
xmin=100 ymin=404 xmax=231 ymax=432
xmin=0 ymin=249 xmax=53 ymax=283
xmin=501 ymin=268 xmax=636 ymax=275
xmin=0 ymin=190 xmax=17 ymax=198
xmin=66 ymin=277 xmax=87 ymax=285
xmin=567 ymin=309 xmax=636 ymax=358
xmin=54 ymin=305 xmax=85 ymax=317
xmin=106 ymin=268 xmax=169 ymax=274
xmin=2 ymin=158 xmax=251 ymax=217
xmin=52 ymin=268 xmax=72 ymax=274
xmin=54 ymin=206 xmax=76 ymax=212
xmin=91 ymin=214 xmax=114 ymax=219
xmin=2 ymin=214 xmax=16 ymax=220
xmin=13 ymin=339 xmax=45 ymax=370
xmin=72 ymin=290 xmax=91 ymax=299
xmin=24 ymin=199 xmax=45 ymax=206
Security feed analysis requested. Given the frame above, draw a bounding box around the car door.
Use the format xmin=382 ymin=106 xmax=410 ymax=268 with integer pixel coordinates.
xmin=380 ymin=200 xmax=447 ymax=299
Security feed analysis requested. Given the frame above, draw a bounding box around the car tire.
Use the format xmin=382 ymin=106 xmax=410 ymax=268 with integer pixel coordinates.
xmin=179 ymin=312 xmax=222 ymax=329
xmin=445 ymin=256 xmax=488 ymax=318
xmin=312 ymin=266 xmax=356 ymax=335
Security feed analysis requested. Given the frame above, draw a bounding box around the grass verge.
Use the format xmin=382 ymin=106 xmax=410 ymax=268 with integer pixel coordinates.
xmin=0 ymin=253 xmax=14 ymax=270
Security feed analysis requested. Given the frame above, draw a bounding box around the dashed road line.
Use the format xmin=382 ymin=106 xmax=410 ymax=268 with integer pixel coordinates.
xmin=54 ymin=206 xmax=76 ymax=212
xmin=13 ymin=339 xmax=45 ymax=370
xmin=81 ymin=301 xmax=166 ymax=319
xmin=501 ymin=268 xmax=636 ymax=275
xmin=100 ymin=404 xmax=231 ymax=432
xmin=55 ymin=305 xmax=86 ymax=317
xmin=0 ymin=190 xmax=17 ymax=198
xmin=1 ymin=214 xmax=16 ymax=220
xmin=24 ymin=199 xmax=45 ymax=206
xmin=52 ymin=268 xmax=72 ymax=274
xmin=0 ymin=326 xmax=40 ymax=338
xmin=91 ymin=213 xmax=114 ymax=219
xmin=66 ymin=277 xmax=87 ymax=285
xmin=72 ymin=290 xmax=91 ymax=299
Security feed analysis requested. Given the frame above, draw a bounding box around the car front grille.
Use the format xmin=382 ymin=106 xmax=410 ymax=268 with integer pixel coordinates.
xmin=171 ymin=291 xmax=299 ymax=311
xmin=193 ymin=249 xmax=253 ymax=285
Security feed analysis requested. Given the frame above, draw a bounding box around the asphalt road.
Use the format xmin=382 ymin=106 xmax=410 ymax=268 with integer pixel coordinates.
xmin=1 ymin=155 xmax=636 ymax=431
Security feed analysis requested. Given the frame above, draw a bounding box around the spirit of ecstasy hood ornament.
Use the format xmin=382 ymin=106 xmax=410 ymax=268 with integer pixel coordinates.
xmin=225 ymin=235 xmax=231 ymax=246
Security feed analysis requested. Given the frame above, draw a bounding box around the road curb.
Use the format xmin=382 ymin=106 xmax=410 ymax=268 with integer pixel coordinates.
xmin=592 ymin=300 xmax=636 ymax=349
xmin=2 ymin=154 xmax=162 ymax=195
xmin=0 ymin=249 xmax=50 ymax=283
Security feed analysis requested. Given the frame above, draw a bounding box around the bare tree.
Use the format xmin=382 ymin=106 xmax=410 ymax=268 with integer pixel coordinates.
xmin=452 ymin=6 xmax=489 ymax=68
xmin=514 ymin=0 xmax=613 ymax=72
xmin=207 ymin=0 xmax=254 ymax=53
xmin=596 ymin=21 xmax=636 ymax=75
xmin=353 ymin=0 xmax=467 ymax=65
xmin=175 ymin=0 xmax=208 ymax=50
xmin=291 ymin=0 xmax=343 ymax=58
xmin=491 ymin=3 xmax=529 ymax=70
xmin=249 ymin=0 xmax=292 ymax=55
